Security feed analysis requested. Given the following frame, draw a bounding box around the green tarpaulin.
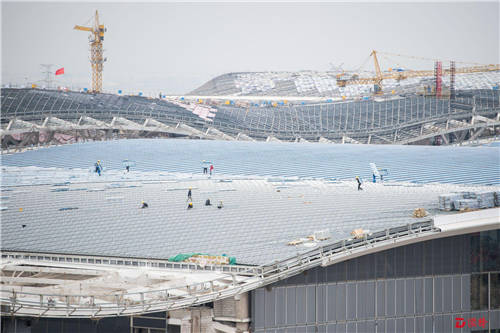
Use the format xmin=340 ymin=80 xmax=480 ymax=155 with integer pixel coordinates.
xmin=168 ymin=253 xmax=236 ymax=265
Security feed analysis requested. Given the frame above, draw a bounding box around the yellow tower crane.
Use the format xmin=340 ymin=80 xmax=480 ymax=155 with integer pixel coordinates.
xmin=337 ymin=50 xmax=500 ymax=95
xmin=74 ymin=10 xmax=106 ymax=93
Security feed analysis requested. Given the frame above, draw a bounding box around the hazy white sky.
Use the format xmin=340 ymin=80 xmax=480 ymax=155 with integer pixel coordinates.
xmin=2 ymin=1 xmax=499 ymax=95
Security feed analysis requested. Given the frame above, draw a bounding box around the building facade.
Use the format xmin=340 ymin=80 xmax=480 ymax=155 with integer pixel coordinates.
xmin=251 ymin=230 xmax=500 ymax=333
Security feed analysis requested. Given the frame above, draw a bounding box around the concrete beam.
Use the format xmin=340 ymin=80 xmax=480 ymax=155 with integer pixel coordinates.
xmin=6 ymin=119 xmax=41 ymax=131
xmin=110 ymin=117 xmax=143 ymax=130
xmin=266 ymin=136 xmax=281 ymax=143
xmin=42 ymin=117 xmax=77 ymax=130
xmin=448 ymin=119 xmax=469 ymax=128
xmin=143 ymin=118 xmax=172 ymax=131
xmin=235 ymin=133 xmax=256 ymax=142
xmin=470 ymin=127 xmax=486 ymax=141
xmin=342 ymin=136 xmax=360 ymax=144
xmin=77 ymin=116 xmax=110 ymax=129
xmin=423 ymin=123 xmax=444 ymax=133
xmin=472 ymin=115 xmax=494 ymax=124
xmin=206 ymin=127 xmax=236 ymax=141
xmin=177 ymin=123 xmax=207 ymax=138
xmin=318 ymin=136 xmax=332 ymax=143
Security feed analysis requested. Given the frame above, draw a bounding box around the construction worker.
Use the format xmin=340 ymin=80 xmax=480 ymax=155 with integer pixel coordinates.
xmin=356 ymin=176 xmax=363 ymax=191
xmin=202 ymin=160 xmax=208 ymax=175
xmin=217 ymin=201 xmax=224 ymax=209
xmin=187 ymin=202 xmax=193 ymax=209
xmin=140 ymin=201 xmax=148 ymax=209
xmin=95 ymin=160 xmax=102 ymax=176
xmin=373 ymin=173 xmax=376 ymax=183
xmin=126 ymin=165 xmax=130 ymax=172
xmin=205 ymin=199 xmax=211 ymax=206
xmin=187 ymin=187 xmax=192 ymax=201
xmin=210 ymin=164 xmax=214 ymax=176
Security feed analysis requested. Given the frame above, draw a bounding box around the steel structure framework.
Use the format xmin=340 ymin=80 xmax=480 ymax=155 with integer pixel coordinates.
xmin=1 ymin=88 xmax=499 ymax=148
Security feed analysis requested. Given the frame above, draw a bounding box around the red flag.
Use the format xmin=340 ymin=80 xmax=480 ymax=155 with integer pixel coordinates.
xmin=55 ymin=67 xmax=64 ymax=75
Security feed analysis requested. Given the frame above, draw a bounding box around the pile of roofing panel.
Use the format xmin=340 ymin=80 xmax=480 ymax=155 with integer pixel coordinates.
xmin=438 ymin=191 xmax=498 ymax=211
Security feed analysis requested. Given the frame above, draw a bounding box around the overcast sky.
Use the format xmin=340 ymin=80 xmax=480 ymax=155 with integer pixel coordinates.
xmin=2 ymin=1 xmax=498 ymax=95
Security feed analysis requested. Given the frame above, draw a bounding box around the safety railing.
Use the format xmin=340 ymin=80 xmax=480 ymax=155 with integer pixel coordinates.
xmin=0 ymin=252 xmax=262 ymax=276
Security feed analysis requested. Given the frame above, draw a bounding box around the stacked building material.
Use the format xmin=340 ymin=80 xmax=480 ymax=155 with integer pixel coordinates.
xmin=439 ymin=191 xmax=498 ymax=211
xmin=453 ymin=199 xmax=480 ymax=210
xmin=476 ymin=191 xmax=496 ymax=209
xmin=438 ymin=193 xmax=463 ymax=211
xmin=494 ymin=191 xmax=500 ymax=207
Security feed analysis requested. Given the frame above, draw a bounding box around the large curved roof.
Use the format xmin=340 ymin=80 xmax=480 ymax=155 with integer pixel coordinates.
xmin=2 ymin=139 xmax=499 ymax=265
xmin=189 ymin=71 xmax=500 ymax=97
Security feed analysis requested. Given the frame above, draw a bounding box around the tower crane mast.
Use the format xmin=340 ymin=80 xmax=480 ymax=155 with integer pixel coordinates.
xmin=74 ymin=10 xmax=106 ymax=93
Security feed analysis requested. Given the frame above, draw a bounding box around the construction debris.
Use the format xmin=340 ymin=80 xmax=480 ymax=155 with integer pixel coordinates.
xmin=412 ymin=208 xmax=428 ymax=218
xmin=288 ymin=229 xmax=331 ymax=246
xmin=169 ymin=253 xmax=236 ymax=266
xmin=307 ymin=229 xmax=331 ymax=241
xmin=351 ymin=228 xmax=369 ymax=239
xmin=287 ymin=239 xmax=303 ymax=246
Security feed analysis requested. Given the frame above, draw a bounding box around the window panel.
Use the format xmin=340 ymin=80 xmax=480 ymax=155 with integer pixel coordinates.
xmin=396 ymin=279 xmax=405 ymax=316
xmin=452 ymin=276 xmax=462 ymax=312
xmin=471 ymin=273 xmax=489 ymax=310
xmin=415 ymin=278 xmax=424 ymax=314
xmin=327 ymin=284 xmax=336 ymax=322
xmin=286 ymin=287 xmax=296 ymax=325
xmin=346 ymin=283 xmax=357 ymax=320
xmin=316 ymin=285 xmax=326 ymax=323
xmin=306 ymin=286 xmax=316 ymax=324
xmin=376 ymin=251 xmax=386 ymax=279
xmin=376 ymin=281 xmax=385 ymax=317
xmin=491 ymin=273 xmax=500 ymax=309
xmin=276 ymin=287 xmax=286 ymax=326
xmin=336 ymin=283 xmax=346 ymax=321
xmin=386 ymin=280 xmax=395 ymax=316
xmin=405 ymin=279 xmax=415 ymax=315
xmin=296 ymin=286 xmax=307 ymax=324
xmin=434 ymin=277 xmax=443 ymax=313
xmin=386 ymin=249 xmax=395 ymax=278
xmin=462 ymin=275 xmax=471 ymax=311
xmin=442 ymin=276 xmax=452 ymax=312
xmin=481 ymin=230 xmax=500 ymax=271
xmin=265 ymin=288 xmax=276 ymax=328
xmin=395 ymin=247 xmax=405 ymax=277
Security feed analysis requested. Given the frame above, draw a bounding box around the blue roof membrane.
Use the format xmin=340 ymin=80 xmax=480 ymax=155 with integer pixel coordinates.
xmin=2 ymin=139 xmax=499 ymax=185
